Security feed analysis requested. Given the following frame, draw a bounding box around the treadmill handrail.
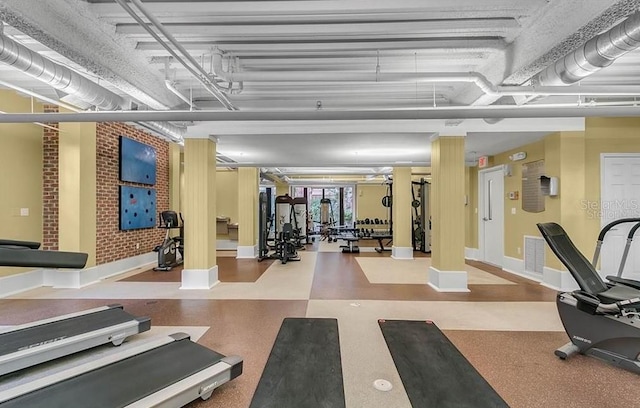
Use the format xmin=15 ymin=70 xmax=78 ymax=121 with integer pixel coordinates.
xmin=0 ymin=305 xmax=114 ymax=336
xmin=0 ymin=320 xmax=140 ymax=366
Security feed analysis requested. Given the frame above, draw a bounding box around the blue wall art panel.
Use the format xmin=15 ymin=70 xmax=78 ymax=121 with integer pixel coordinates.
xmin=119 ymin=136 xmax=157 ymax=185
xmin=120 ymin=186 xmax=157 ymax=230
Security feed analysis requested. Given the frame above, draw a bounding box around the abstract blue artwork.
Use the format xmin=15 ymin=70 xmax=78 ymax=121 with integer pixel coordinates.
xmin=120 ymin=186 xmax=157 ymax=230
xmin=119 ymin=136 xmax=157 ymax=185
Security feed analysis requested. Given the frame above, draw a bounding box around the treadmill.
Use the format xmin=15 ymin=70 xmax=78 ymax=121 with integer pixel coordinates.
xmin=0 ymin=239 xmax=243 ymax=406
xmin=0 ymin=333 xmax=243 ymax=408
xmin=0 ymin=240 xmax=150 ymax=376
xmin=0 ymin=304 xmax=150 ymax=376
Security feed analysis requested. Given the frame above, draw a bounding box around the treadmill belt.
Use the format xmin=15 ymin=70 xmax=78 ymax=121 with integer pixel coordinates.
xmin=0 ymin=338 xmax=225 ymax=408
xmin=0 ymin=308 xmax=135 ymax=357
xmin=249 ymin=318 xmax=345 ymax=408
xmin=379 ymin=320 xmax=508 ymax=408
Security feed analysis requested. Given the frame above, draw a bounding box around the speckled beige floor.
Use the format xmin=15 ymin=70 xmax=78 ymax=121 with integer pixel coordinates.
xmin=356 ymin=256 xmax=516 ymax=285
xmin=2 ymin=252 xmax=638 ymax=408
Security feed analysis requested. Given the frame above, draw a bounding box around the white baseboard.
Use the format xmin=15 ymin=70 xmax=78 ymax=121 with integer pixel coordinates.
xmin=236 ymin=245 xmax=258 ymax=259
xmin=501 ymin=256 xmax=543 ymax=282
xmin=502 ymin=256 xmax=523 ymax=275
xmin=427 ymin=266 xmax=469 ymax=292
xmin=44 ymin=252 xmax=157 ymax=289
xmin=465 ymin=247 xmax=479 ymax=260
xmin=0 ymin=270 xmax=44 ymax=298
xmin=541 ymin=267 xmax=579 ymax=292
xmin=391 ymin=246 xmax=413 ymax=260
xmin=217 ymin=240 xmax=238 ymax=250
xmin=181 ymin=265 xmax=220 ymax=289
xmin=1 ymin=252 xmax=157 ymax=296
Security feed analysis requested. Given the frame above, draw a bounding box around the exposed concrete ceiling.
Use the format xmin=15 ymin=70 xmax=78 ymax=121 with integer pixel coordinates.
xmin=0 ymin=0 xmax=638 ymax=178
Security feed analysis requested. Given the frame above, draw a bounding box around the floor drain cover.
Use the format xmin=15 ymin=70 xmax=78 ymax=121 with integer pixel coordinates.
xmin=373 ymin=379 xmax=393 ymax=392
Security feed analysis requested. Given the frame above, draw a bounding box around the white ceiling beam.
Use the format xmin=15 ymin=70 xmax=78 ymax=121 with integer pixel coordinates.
xmin=135 ymin=38 xmax=508 ymax=53
xmin=115 ymin=19 xmax=520 ymax=36
xmin=98 ymin=11 xmax=533 ymax=25
xmin=191 ymin=118 xmax=585 ymax=136
xmin=88 ymin=0 xmax=546 ymax=17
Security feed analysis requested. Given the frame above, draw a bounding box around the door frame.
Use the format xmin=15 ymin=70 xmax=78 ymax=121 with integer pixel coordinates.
xmin=478 ymin=165 xmax=506 ymax=266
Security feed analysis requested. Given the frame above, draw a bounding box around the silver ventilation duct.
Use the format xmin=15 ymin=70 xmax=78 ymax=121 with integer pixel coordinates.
xmin=0 ymin=31 xmax=185 ymax=143
xmin=0 ymin=31 xmax=125 ymax=110
xmin=537 ymin=11 xmax=640 ymax=86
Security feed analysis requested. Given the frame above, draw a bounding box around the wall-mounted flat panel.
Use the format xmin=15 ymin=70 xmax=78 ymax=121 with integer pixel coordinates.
xmin=119 ymin=136 xmax=156 ymax=185
xmin=120 ymin=186 xmax=156 ymax=230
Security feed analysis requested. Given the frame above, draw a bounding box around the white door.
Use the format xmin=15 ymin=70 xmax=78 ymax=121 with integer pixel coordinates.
xmin=600 ymin=154 xmax=640 ymax=280
xmin=479 ymin=166 xmax=505 ymax=267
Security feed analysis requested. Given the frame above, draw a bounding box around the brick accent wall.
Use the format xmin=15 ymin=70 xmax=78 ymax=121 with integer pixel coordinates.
xmin=42 ymin=105 xmax=59 ymax=251
xmin=95 ymin=123 xmax=169 ymax=265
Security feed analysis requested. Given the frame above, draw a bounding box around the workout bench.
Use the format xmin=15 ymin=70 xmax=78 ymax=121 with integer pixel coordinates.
xmin=339 ymin=236 xmax=360 ymax=253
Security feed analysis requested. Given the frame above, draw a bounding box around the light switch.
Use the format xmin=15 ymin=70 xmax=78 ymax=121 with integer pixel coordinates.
xmin=511 ymin=207 xmax=516 ymax=215
xmin=20 ymin=208 xmax=29 ymax=216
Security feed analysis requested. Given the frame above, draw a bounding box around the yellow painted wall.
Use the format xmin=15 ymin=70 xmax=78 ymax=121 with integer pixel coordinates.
xmin=486 ymin=127 xmax=625 ymax=271
xmin=216 ymin=169 xmax=239 ymax=225
xmin=0 ymin=91 xmax=44 ymax=277
xmin=491 ymin=139 xmax=558 ymax=265
xmin=356 ymin=184 xmax=390 ymax=222
xmin=275 ymin=183 xmax=290 ymax=197
xmin=465 ymin=166 xmax=478 ymax=249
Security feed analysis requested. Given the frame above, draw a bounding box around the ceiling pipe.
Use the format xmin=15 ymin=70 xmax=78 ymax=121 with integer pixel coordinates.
xmin=115 ymin=0 xmax=236 ymax=111
xmin=212 ymin=52 xmax=640 ymax=98
xmin=536 ymin=10 xmax=640 ymax=86
xmin=0 ymin=31 xmax=125 ymax=110
xmin=2 ymin=105 xmax=640 ymax=123
xmin=164 ymin=80 xmax=197 ymax=110
xmin=136 ymin=120 xmax=185 ymax=143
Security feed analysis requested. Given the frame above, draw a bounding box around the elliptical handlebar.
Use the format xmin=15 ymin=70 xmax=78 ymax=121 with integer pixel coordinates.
xmin=158 ymin=210 xmax=182 ymax=229
xmin=596 ymin=218 xmax=640 ymax=241
xmin=592 ymin=218 xmax=640 ymax=267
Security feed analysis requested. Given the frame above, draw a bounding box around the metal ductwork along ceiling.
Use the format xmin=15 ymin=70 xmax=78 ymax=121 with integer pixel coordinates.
xmin=536 ymin=10 xmax=640 ymax=86
xmin=0 ymin=31 xmax=125 ymax=110
xmin=0 ymin=30 xmax=185 ymax=143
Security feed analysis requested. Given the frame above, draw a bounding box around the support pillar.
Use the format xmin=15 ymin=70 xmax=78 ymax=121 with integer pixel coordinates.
xmin=169 ymin=143 xmax=182 ymax=213
xmin=392 ymin=167 xmax=413 ymax=259
xmin=181 ymin=135 xmax=218 ymax=289
xmin=429 ymin=135 xmax=469 ymax=292
xmin=58 ymin=122 xmax=97 ymax=267
xmin=237 ymin=167 xmax=259 ymax=258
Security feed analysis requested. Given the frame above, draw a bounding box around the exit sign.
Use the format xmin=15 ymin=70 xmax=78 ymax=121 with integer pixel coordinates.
xmin=478 ymin=156 xmax=489 ymax=168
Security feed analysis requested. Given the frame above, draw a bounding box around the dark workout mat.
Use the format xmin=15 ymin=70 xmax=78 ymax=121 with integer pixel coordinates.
xmin=249 ymin=318 xmax=346 ymax=408
xmin=379 ymin=320 xmax=508 ymax=408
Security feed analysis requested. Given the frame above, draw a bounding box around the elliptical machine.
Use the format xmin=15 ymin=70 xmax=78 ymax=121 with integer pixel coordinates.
xmin=153 ymin=210 xmax=184 ymax=271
